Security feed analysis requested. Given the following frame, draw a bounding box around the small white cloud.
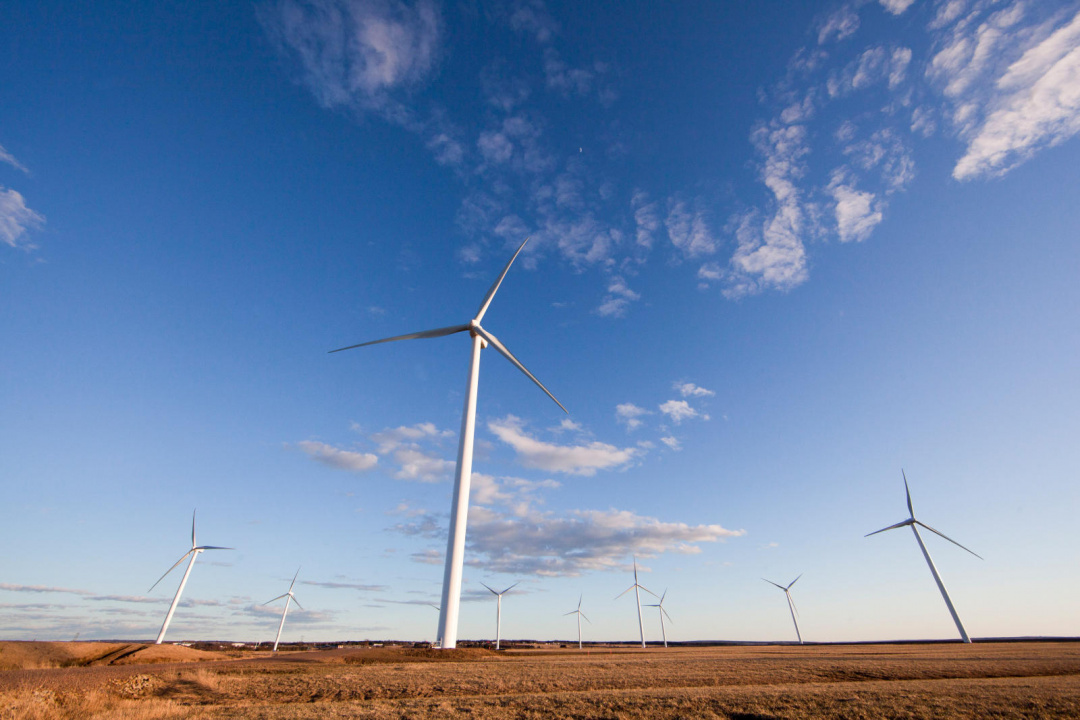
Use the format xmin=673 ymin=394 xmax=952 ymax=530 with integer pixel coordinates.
xmin=631 ymin=190 xmax=660 ymax=248
xmin=392 ymin=447 xmax=453 ymax=482
xmin=615 ymin=403 xmax=651 ymax=431
xmin=828 ymin=173 xmax=883 ymax=243
xmin=665 ymin=200 xmax=718 ymax=258
xmin=0 ymin=188 xmax=44 ymax=250
xmin=489 ymin=415 xmax=639 ymax=476
xmin=818 ymin=6 xmax=860 ymax=45
xmin=660 ymin=436 xmax=681 ymax=451
xmin=597 ymin=276 xmax=641 ymax=318
xmin=297 ymin=441 xmax=378 ymax=472
xmin=478 ymin=131 xmax=514 ymax=164
xmin=0 ymin=144 xmax=29 ymax=174
xmin=370 ymin=422 xmax=453 ymax=454
xmin=879 ymin=0 xmax=915 ymax=16
xmin=674 ymin=382 xmax=715 ymax=398
xmin=658 ymin=400 xmax=699 ymax=424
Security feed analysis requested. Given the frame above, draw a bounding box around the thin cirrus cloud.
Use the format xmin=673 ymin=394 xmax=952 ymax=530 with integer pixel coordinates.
xmin=488 ymin=415 xmax=638 ymax=476
xmin=615 ymin=402 xmax=650 ymax=431
xmin=0 ymin=187 xmax=44 ymax=250
xmin=296 ymin=440 xmax=379 ymax=472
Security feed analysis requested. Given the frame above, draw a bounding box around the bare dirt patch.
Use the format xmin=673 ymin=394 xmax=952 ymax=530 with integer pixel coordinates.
xmin=1 ymin=641 xmax=1078 ymax=719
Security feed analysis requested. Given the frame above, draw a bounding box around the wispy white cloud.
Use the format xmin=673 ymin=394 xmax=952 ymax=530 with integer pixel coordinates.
xmin=615 ymin=402 xmax=650 ymax=431
xmin=0 ymin=583 xmax=91 ymax=596
xmin=0 ymin=144 xmax=29 ymax=174
xmin=828 ymin=172 xmax=883 ymax=243
xmin=658 ymin=399 xmax=703 ymax=424
xmin=260 ymin=0 xmax=441 ymax=109
xmin=297 ymin=440 xmax=378 ymax=472
xmin=300 ymin=579 xmax=386 ymax=591
xmin=818 ymin=6 xmax=860 ymax=45
xmin=879 ymin=0 xmax=915 ymax=16
xmin=597 ymin=276 xmax=640 ymax=317
xmin=674 ymin=382 xmax=714 ymax=398
xmin=947 ymin=7 xmax=1080 ymax=180
xmin=0 ymin=188 xmax=44 ymax=250
xmin=370 ymin=422 xmax=453 ymax=453
xmin=488 ymin=415 xmax=638 ymax=475
xmin=659 ymin=436 xmax=681 ymax=451
xmin=665 ymin=199 xmax=718 ymax=258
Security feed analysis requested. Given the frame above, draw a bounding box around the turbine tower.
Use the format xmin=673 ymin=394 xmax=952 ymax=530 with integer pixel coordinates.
xmin=148 ymin=510 xmax=231 ymax=645
xmin=563 ymin=594 xmax=590 ymax=649
xmin=615 ymin=557 xmax=656 ymax=648
xmin=481 ymin=581 xmax=518 ymax=650
xmin=866 ymin=470 xmax=983 ymax=643
xmin=763 ymin=575 xmax=803 ymax=644
xmin=644 ymin=589 xmax=673 ymax=648
xmin=263 ymin=568 xmax=304 ymax=653
xmin=331 ymin=238 xmax=565 ymax=649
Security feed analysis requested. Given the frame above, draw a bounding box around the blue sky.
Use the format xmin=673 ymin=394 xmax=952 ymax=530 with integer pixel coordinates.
xmin=2 ymin=0 xmax=1079 ymax=644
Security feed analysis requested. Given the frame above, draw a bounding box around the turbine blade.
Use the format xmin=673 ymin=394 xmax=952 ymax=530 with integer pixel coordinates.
xmin=481 ymin=582 xmax=498 ymax=596
xmin=660 ymin=589 xmax=667 ymax=603
xmin=639 ymin=585 xmax=659 ymax=598
xmin=787 ymin=574 xmax=802 ymax=590
xmin=501 ymin=582 xmax=520 ymax=595
xmin=263 ymin=593 xmax=288 ymax=605
xmin=291 ymin=596 xmax=304 ymax=611
xmin=661 ymin=607 xmax=673 ymax=623
xmin=329 ymin=323 xmax=471 ymax=354
xmin=615 ymin=585 xmax=635 ymax=599
xmin=865 ymin=519 xmax=912 ymax=537
xmin=563 ymin=610 xmax=577 ymax=616
xmin=149 ymin=550 xmax=193 ymax=593
xmin=915 ymin=521 xmax=984 ymax=559
xmin=581 ymin=613 xmax=591 ymax=623
xmin=474 ymin=237 xmax=529 ymax=324
xmin=289 ymin=568 xmax=300 ymax=592
xmin=903 ymin=470 xmax=914 ymax=518
xmin=191 ymin=510 xmax=197 ymax=549
xmin=472 ymin=326 xmax=567 ymax=413
xmin=762 ymin=578 xmax=786 ymax=590
xmin=196 ymin=545 xmax=233 ymax=551
xmin=577 ymin=594 xmax=582 ymax=611
xmin=788 ymin=592 xmax=800 ymax=618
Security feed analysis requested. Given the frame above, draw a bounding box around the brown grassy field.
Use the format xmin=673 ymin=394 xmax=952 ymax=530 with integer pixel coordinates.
xmin=2 ymin=641 xmax=1079 ymax=719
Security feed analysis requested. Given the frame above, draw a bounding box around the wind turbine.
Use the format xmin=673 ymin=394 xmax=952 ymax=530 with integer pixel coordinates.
xmin=148 ymin=510 xmax=231 ymax=645
xmin=866 ymin=470 xmax=983 ymax=643
xmin=263 ymin=568 xmax=304 ymax=653
xmin=481 ymin=581 xmax=518 ymax=650
xmin=615 ymin=557 xmax=657 ymax=648
xmin=644 ymin=589 xmax=673 ymax=648
xmin=331 ymin=237 xmax=566 ymax=649
xmin=563 ymin=595 xmax=590 ymax=649
xmin=763 ymin=575 xmax=803 ymax=644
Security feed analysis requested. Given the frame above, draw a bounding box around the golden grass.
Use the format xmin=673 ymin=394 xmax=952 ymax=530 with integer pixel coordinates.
xmin=2 ymin=642 xmax=1078 ymax=719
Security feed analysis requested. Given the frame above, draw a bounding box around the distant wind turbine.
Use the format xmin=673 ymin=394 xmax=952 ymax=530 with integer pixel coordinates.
xmin=763 ymin=575 xmax=803 ymax=644
xmin=148 ymin=510 xmax=231 ymax=645
xmin=263 ymin=568 xmax=304 ymax=653
xmin=644 ymin=589 xmax=673 ymax=648
xmin=331 ymin=237 xmax=566 ymax=649
xmin=866 ymin=470 xmax=983 ymax=643
xmin=481 ymin=581 xmax=518 ymax=650
xmin=615 ymin=557 xmax=657 ymax=648
xmin=563 ymin=594 xmax=590 ymax=649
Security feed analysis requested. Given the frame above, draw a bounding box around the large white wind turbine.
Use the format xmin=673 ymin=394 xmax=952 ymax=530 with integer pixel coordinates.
xmin=263 ymin=568 xmax=304 ymax=653
xmin=563 ymin=594 xmax=590 ymax=649
xmin=481 ymin=581 xmax=518 ymax=650
xmin=866 ymin=471 xmax=983 ymax=643
xmin=644 ymin=589 xmax=673 ymax=648
xmin=763 ymin=575 xmax=803 ymax=644
xmin=331 ymin=238 xmax=565 ymax=649
xmin=148 ymin=510 xmax=231 ymax=645
xmin=615 ymin=557 xmax=657 ymax=648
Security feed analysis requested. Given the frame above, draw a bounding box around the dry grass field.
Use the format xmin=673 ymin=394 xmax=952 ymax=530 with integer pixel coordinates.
xmin=2 ymin=640 xmax=1079 ymax=719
